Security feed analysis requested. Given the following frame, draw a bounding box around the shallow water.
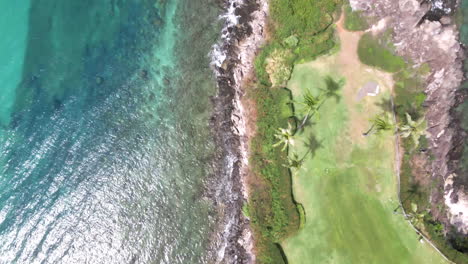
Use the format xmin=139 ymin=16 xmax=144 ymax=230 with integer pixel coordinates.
xmin=0 ymin=1 xmax=224 ymax=263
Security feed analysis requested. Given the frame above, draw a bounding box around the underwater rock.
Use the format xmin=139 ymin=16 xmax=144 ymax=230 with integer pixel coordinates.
xmin=95 ymin=76 xmax=104 ymax=85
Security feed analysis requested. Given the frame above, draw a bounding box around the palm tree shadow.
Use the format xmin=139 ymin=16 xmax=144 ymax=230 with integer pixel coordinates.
xmin=304 ymin=133 xmax=323 ymax=159
xmin=399 ymin=182 xmax=423 ymax=208
xmin=322 ymin=76 xmax=343 ymax=102
xmin=296 ymin=118 xmax=316 ymax=135
xmin=406 ymin=182 xmax=423 ymax=199
xmin=375 ymin=97 xmax=393 ymax=113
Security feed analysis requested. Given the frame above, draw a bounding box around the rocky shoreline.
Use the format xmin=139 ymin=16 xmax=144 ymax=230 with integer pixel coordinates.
xmin=208 ymin=0 xmax=268 ymax=263
xmin=351 ymin=0 xmax=467 ymax=235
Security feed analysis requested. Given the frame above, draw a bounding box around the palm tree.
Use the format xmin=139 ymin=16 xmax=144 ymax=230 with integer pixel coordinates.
xmin=408 ymin=203 xmax=426 ymax=228
xmin=298 ymin=90 xmax=325 ymax=130
xmin=273 ymin=122 xmax=295 ymax=151
xmin=399 ymin=112 xmax=427 ymax=149
xmin=363 ymin=113 xmax=394 ymax=136
xmin=284 ymin=151 xmax=310 ymax=171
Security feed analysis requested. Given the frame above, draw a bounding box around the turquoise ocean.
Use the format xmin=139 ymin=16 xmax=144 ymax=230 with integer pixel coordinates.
xmin=0 ymin=1 xmax=228 ymax=263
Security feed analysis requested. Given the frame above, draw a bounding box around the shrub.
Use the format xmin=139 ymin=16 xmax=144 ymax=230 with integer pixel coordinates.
xmin=344 ymin=4 xmax=368 ymax=31
xmin=357 ymin=33 xmax=406 ymax=72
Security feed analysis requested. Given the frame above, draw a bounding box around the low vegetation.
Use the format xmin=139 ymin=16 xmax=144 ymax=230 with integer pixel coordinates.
xmin=343 ymin=4 xmax=368 ymax=31
xmin=357 ymin=33 xmax=406 ymax=73
xmin=247 ymin=0 xmax=342 ymax=262
xmin=358 ymin=30 xmax=468 ymax=263
xmin=247 ymin=85 xmax=300 ymax=264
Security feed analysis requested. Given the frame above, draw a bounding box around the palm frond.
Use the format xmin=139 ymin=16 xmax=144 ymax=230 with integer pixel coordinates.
xmin=273 ymin=123 xmax=295 ymax=151
xmin=399 ymin=112 xmax=427 ymax=149
xmin=365 ymin=113 xmax=394 ymax=136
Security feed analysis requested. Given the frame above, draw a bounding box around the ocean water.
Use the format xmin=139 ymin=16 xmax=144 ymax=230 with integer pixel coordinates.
xmin=0 ymin=1 xmax=225 ymax=263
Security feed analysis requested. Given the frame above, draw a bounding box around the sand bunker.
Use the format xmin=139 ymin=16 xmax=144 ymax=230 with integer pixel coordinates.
xmin=356 ymin=81 xmax=380 ymax=101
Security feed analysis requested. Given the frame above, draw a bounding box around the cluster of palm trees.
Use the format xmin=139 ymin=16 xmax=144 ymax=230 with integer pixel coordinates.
xmin=273 ymin=75 xmax=428 ymax=174
xmin=365 ymin=111 xmax=427 ymax=150
xmin=273 ymin=76 xmax=344 ymax=172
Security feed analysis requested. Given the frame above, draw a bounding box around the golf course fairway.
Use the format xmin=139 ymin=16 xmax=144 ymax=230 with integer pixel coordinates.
xmin=281 ymin=18 xmax=448 ymax=264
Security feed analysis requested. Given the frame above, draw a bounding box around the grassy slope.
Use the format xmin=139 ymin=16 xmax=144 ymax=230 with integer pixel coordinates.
xmin=281 ymin=34 xmax=446 ymax=263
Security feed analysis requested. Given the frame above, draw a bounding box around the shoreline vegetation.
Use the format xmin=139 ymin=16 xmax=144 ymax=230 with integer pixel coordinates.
xmin=242 ymin=0 xmax=468 ymax=263
xmin=245 ymin=0 xmax=342 ymax=262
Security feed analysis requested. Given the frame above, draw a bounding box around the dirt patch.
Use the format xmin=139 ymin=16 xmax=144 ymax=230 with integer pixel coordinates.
xmin=295 ymin=15 xmax=395 ymax=144
xmin=336 ymin=14 xmax=394 ymax=143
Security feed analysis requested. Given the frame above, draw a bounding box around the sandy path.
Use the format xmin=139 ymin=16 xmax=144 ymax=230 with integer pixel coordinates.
xmin=335 ymin=14 xmax=394 ymax=143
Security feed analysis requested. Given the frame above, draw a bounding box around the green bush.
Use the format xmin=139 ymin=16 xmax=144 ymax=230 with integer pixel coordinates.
xmin=393 ymin=69 xmax=426 ymax=120
xmin=344 ymin=4 xmax=368 ymax=31
xmin=293 ymin=29 xmax=336 ymax=63
xmin=424 ymin=217 xmax=468 ymax=263
xmin=248 ymin=85 xmax=300 ymax=263
xmin=270 ymin=0 xmax=340 ymax=40
xmin=455 ymin=96 xmax=468 ymax=176
xmin=255 ymin=43 xmax=281 ymax=86
xmin=357 ymin=33 xmax=406 ymax=72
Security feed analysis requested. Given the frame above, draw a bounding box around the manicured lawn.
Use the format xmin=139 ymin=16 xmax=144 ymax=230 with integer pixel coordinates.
xmin=281 ymin=51 xmax=447 ymax=263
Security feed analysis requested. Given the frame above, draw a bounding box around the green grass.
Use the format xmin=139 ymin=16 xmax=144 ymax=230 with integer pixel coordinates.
xmin=344 ymin=4 xmax=368 ymax=31
xmin=281 ymin=62 xmax=447 ymax=264
xmin=357 ymin=33 xmax=406 ymax=73
xmin=357 ymin=32 xmax=468 ymax=263
xmin=247 ymin=1 xmax=344 ymax=262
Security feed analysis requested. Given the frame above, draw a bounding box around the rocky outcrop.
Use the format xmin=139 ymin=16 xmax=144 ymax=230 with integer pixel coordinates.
xmin=210 ymin=0 xmax=268 ymax=262
xmin=351 ymin=0 xmax=467 ymax=234
xmin=445 ymin=173 xmax=468 ymax=233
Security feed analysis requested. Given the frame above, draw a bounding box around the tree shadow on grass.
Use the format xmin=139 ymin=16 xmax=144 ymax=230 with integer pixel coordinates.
xmin=322 ymin=76 xmax=344 ymax=102
xmin=295 ymin=117 xmax=316 ymax=135
xmin=375 ymin=97 xmax=393 ymax=113
xmin=404 ymin=182 xmax=423 ymax=202
xmin=303 ymin=133 xmax=323 ymax=159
